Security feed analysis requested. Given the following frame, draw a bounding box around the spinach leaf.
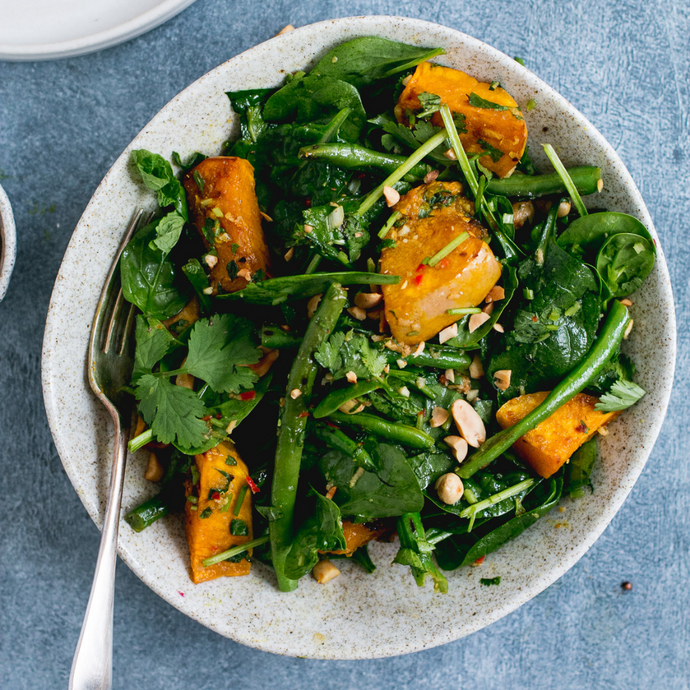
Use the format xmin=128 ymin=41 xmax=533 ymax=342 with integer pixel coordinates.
xmin=557 ymin=211 xmax=653 ymax=251
xmin=320 ymin=443 xmax=424 ymax=519
xmin=263 ymin=75 xmax=366 ymax=142
xmin=371 ymin=114 xmax=448 ymax=163
xmin=216 ymin=271 xmax=399 ymax=305
xmin=120 ymin=220 xmax=190 ymax=319
xmin=434 ymin=476 xmax=562 ymax=570
xmin=596 ymin=233 xmax=655 ymax=297
xmin=311 ymin=38 xmax=444 ymax=88
xmin=284 ymin=491 xmax=346 ymax=580
xmin=564 ymin=438 xmax=597 ymax=498
xmin=131 ymin=149 xmax=188 ymax=220
xmin=367 ymin=389 xmax=424 ymax=424
xmin=149 ymin=211 xmax=185 ymax=254
xmin=406 ymin=451 xmax=456 ymax=490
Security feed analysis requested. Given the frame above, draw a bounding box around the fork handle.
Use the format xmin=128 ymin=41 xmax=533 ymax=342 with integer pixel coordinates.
xmin=69 ymin=413 xmax=128 ymax=690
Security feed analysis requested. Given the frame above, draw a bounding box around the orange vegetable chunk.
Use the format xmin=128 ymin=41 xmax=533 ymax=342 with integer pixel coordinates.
xmin=185 ymin=442 xmax=253 ymax=583
xmin=397 ymin=62 xmax=528 ymax=178
xmin=183 ymin=157 xmax=271 ymax=294
xmin=496 ymin=392 xmax=620 ymax=478
xmin=380 ymin=182 xmax=501 ymax=345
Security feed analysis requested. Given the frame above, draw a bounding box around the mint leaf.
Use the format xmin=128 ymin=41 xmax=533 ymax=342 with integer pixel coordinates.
xmin=135 ymin=374 xmax=209 ymax=449
xmin=131 ymin=149 xmax=187 ymax=220
xmin=132 ymin=316 xmax=174 ymax=382
xmin=594 ymin=379 xmax=646 ymax=412
xmin=184 ymin=314 xmax=261 ymax=393
xmin=149 ymin=211 xmax=185 ymax=253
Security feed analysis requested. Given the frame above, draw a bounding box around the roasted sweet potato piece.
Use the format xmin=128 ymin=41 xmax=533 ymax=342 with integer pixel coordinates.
xmin=397 ymin=62 xmax=528 ymax=178
xmin=380 ymin=182 xmax=502 ymax=345
xmin=496 ymin=392 xmax=620 ymax=479
xmin=327 ymin=520 xmax=391 ymax=556
xmin=185 ymin=442 xmax=253 ymax=583
xmin=183 ymin=157 xmax=271 ymax=294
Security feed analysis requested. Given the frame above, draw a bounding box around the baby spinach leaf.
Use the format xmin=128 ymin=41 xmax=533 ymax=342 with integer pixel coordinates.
xmin=284 ymin=492 xmax=346 ymax=580
xmin=596 ymin=233 xmax=655 ymax=297
xmin=131 ymin=149 xmax=188 ymax=220
xmin=557 ymin=211 xmax=653 ymax=251
xmin=120 ymin=220 xmax=190 ymax=319
xmin=263 ymin=75 xmax=366 ymax=142
xmin=564 ymin=438 xmax=597 ymax=498
xmin=226 ymin=88 xmax=274 ymax=114
xmin=406 ymin=451 xmax=456 ymax=490
xmin=321 ymin=443 xmax=424 ymax=519
xmin=311 ymin=37 xmax=444 ymax=88
xmin=435 ymin=476 xmax=562 ymax=570
xmin=216 ymin=271 xmax=399 ymax=305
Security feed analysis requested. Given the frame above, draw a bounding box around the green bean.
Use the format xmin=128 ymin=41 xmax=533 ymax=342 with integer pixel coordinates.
xmin=124 ymin=494 xmax=169 ymax=533
xmin=457 ymin=300 xmax=631 ymax=478
xmin=328 ymin=411 xmax=436 ymax=450
xmin=395 ymin=512 xmax=448 ymax=593
xmin=313 ymin=380 xmax=381 ymax=418
xmin=261 ymin=324 xmax=302 ymax=350
xmin=270 ymin=283 xmax=348 ymax=592
xmin=299 ymin=143 xmax=430 ymax=180
xmin=486 ymin=166 xmax=602 ymax=200
xmin=384 ymin=345 xmax=471 ymax=370
xmin=311 ymin=423 xmax=376 ymax=471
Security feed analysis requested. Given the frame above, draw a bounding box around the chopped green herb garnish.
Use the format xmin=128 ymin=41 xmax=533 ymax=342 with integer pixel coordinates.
xmin=199 ymin=507 xmax=212 ymax=519
xmin=468 ymin=93 xmax=509 ymax=111
xmin=480 ymin=577 xmax=501 ymax=586
xmin=230 ymin=518 xmax=249 ymax=536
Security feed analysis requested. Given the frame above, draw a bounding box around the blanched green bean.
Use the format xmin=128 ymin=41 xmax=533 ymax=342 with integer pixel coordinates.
xmin=486 ymin=166 xmax=602 ymax=200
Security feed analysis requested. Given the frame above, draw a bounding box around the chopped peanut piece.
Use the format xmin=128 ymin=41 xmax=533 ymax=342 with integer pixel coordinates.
xmin=312 ymin=560 xmax=340 ymax=584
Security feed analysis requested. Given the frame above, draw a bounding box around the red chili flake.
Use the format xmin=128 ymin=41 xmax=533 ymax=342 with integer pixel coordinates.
xmin=246 ymin=476 xmax=260 ymax=494
xmin=202 ymin=415 xmax=212 ymax=421
xmin=305 ymin=198 xmax=311 ymax=208
xmin=298 ymin=411 xmax=310 ymax=418
xmin=178 ymin=591 xmax=185 ymax=597
xmin=575 ymin=421 xmax=590 ymax=434
xmin=326 ymin=422 xmax=340 ymax=429
xmin=211 ymin=491 xmax=221 ymax=501
xmin=474 ymin=555 xmax=486 ymax=566
xmin=437 ymin=258 xmax=449 ymax=269
xmin=358 ymin=172 xmax=367 ymax=179
xmin=414 ymin=274 xmax=424 ymax=286
xmin=416 ymin=263 xmax=427 ymax=272
xmin=532 ymin=316 xmax=538 ymax=323
xmin=215 ymin=413 xmax=223 ymax=419
xmin=239 ymin=391 xmax=256 ymax=401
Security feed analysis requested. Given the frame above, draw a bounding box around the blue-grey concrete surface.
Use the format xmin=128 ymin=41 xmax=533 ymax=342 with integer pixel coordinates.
xmin=1 ymin=0 xmax=688 ymax=688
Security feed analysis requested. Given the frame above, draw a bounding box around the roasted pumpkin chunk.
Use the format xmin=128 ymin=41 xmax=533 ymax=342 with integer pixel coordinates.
xmin=327 ymin=520 xmax=391 ymax=556
xmin=185 ymin=442 xmax=253 ymax=584
xmin=380 ymin=182 xmax=502 ymax=345
xmin=396 ymin=62 xmax=528 ymax=178
xmin=183 ymin=157 xmax=271 ymax=294
xmin=496 ymin=392 xmax=619 ymax=479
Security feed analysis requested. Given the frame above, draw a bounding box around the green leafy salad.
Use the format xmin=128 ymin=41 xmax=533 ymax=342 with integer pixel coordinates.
xmin=119 ymin=37 xmax=655 ymax=593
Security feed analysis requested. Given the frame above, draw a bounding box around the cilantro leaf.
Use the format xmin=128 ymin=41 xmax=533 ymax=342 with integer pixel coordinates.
xmin=594 ymin=379 xmax=646 ymax=412
xmin=315 ymin=331 xmax=387 ymax=381
xmin=183 ymin=313 xmax=261 ymax=393
xmin=417 ymin=91 xmax=442 ymax=113
xmin=132 ymin=315 xmax=174 ymax=382
xmin=149 ymin=211 xmax=185 ymax=253
xmin=468 ymin=93 xmax=510 ymax=111
xmin=477 ymin=138 xmax=504 ymax=163
xmin=135 ymin=374 xmax=209 ymax=449
xmin=377 ymin=118 xmax=447 ymax=163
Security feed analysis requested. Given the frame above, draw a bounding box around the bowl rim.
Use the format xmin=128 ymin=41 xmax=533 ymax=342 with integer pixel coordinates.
xmin=0 ymin=183 xmax=16 ymax=303
xmin=41 ymin=15 xmax=676 ymax=658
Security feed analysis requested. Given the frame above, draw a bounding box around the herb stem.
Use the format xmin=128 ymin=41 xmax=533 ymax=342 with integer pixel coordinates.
xmin=458 ymin=478 xmax=535 ymax=519
xmin=378 ymin=211 xmax=401 ymax=239
xmin=447 ymin=307 xmax=482 ymax=315
xmin=428 ymin=231 xmax=469 ymax=266
xmin=128 ymin=428 xmax=153 ymax=453
xmin=356 ymin=129 xmax=449 ymax=217
xmin=305 ymin=254 xmax=322 ymax=274
xmin=201 ymin=535 xmax=269 ymax=567
xmin=542 ymin=144 xmax=588 ymax=217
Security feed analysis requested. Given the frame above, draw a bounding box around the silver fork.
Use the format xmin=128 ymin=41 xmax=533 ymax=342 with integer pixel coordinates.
xmin=70 ymin=210 xmax=144 ymax=690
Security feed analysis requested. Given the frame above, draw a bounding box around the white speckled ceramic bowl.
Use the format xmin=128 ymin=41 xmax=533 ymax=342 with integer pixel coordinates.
xmin=0 ymin=183 xmax=16 ymax=303
xmin=41 ymin=16 xmax=675 ymax=659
